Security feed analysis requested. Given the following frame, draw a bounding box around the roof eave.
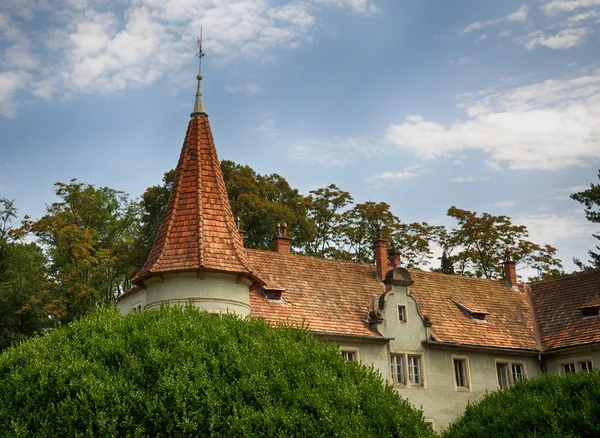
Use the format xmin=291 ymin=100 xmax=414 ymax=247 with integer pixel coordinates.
xmin=423 ymin=340 xmax=540 ymax=356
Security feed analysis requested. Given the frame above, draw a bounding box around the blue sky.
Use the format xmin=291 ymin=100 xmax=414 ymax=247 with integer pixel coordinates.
xmin=1 ymin=0 xmax=599 ymax=274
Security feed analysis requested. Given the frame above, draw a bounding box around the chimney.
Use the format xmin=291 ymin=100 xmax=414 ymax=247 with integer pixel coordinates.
xmin=374 ymin=227 xmax=388 ymax=280
xmin=503 ymin=248 xmax=518 ymax=289
xmin=388 ymin=241 xmax=401 ymax=270
xmin=273 ymin=221 xmax=291 ymax=254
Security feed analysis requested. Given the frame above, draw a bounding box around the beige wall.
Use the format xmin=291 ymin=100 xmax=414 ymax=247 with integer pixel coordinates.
xmin=357 ymin=277 xmax=543 ymax=432
xmin=118 ymin=272 xmax=252 ymax=317
xmin=544 ymin=347 xmax=600 ymax=375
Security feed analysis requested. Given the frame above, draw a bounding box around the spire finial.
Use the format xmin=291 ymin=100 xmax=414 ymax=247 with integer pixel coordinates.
xmin=191 ymin=30 xmax=207 ymax=118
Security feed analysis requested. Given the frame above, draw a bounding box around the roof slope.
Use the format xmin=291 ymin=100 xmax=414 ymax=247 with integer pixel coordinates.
xmin=530 ymin=268 xmax=600 ymax=351
xmin=132 ymin=115 xmax=258 ymax=284
xmin=247 ymin=250 xmax=384 ymax=338
xmin=409 ymin=271 xmax=539 ymax=351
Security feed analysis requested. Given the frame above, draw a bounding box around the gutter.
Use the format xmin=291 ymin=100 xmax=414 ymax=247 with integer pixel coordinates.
xmin=312 ymin=331 xmax=394 ymax=344
xmin=423 ymin=340 xmax=540 ymax=356
xmin=543 ymin=342 xmax=600 ymax=354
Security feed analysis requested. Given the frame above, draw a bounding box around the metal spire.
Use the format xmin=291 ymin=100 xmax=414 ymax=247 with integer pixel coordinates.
xmin=191 ymin=29 xmax=207 ymax=118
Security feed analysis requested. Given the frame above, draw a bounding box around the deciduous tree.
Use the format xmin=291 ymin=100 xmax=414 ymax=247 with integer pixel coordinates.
xmin=571 ymin=170 xmax=600 ymax=269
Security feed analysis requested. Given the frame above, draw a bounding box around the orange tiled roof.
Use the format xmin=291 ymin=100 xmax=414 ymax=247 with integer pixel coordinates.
xmin=247 ymin=249 xmax=384 ymax=338
xmin=132 ymin=115 xmax=261 ymax=285
xmin=409 ymin=271 xmax=539 ymax=351
xmin=247 ymin=250 xmax=540 ymax=350
xmin=530 ymin=268 xmax=600 ymax=351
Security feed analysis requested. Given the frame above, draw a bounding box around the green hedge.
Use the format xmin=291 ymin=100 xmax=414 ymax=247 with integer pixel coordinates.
xmin=0 ymin=307 xmax=433 ymax=437
xmin=443 ymin=369 xmax=600 ymax=438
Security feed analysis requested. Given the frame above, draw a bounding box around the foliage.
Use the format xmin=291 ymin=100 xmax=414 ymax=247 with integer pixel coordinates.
xmin=221 ymin=160 xmax=314 ymax=251
xmin=443 ymin=370 xmax=600 ymax=438
xmin=441 ymin=206 xmax=562 ymax=281
xmin=17 ymin=180 xmax=140 ymax=324
xmin=571 ymin=170 xmax=600 ymax=269
xmin=0 ymin=307 xmax=434 ymax=437
xmin=0 ymin=198 xmax=48 ymax=351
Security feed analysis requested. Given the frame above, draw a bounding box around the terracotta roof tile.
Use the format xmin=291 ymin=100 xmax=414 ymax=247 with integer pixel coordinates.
xmin=409 ymin=270 xmax=538 ymax=350
xmin=247 ymin=250 xmax=540 ymax=350
xmin=530 ymin=268 xmax=600 ymax=351
xmin=132 ymin=116 xmax=261 ymax=285
xmin=247 ymin=250 xmax=383 ymax=338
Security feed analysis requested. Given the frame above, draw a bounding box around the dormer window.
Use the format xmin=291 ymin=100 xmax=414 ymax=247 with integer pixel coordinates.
xmin=581 ymin=305 xmax=600 ymax=318
xmin=452 ymin=299 xmax=489 ymax=323
xmin=262 ymin=283 xmax=286 ymax=302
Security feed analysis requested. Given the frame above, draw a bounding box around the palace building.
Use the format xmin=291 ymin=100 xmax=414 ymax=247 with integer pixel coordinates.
xmin=118 ymin=73 xmax=600 ymax=431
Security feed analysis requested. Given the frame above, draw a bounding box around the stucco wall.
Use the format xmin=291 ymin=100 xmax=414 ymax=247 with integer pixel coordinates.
xmin=118 ymin=272 xmax=251 ymax=317
xmin=544 ymin=347 xmax=600 ymax=375
xmin=358 ymin=277 xmax=543 ymax=432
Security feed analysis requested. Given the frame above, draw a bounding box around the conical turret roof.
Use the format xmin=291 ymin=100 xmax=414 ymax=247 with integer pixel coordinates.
xmin=132 ymin=77 xmax=262 ymax=287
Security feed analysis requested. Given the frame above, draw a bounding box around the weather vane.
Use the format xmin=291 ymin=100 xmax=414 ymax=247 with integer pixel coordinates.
xmin=196 ymin=28 xmax=206 ymax=75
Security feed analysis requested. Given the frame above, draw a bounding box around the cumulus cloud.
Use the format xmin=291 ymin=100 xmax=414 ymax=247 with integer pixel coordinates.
xmin=461 ymin=5 xmax=529 ymax=34
xmin=516 ymin=27 xmax=593 ymax=50
xmin=0 ymin=0 xmax=377 ymax=117
xmin=385 ymin=71 xmax=600 ymax=170
xmin=515 ymin=213 xmax=596 ymax=246
xmin=224 ymin=83 xmax=264 ymax=96
xmin=542 ymin=0 xmax=600 ymax=14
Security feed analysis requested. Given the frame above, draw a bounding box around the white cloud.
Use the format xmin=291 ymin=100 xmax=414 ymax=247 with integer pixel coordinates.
xmin=461 ymin=5 xmax=529 ymax=34
xmin=385 ymin=71 xmax=600 ymax=171
xmin=516 ymin=27 xmax=593 ymax=50
xmin=487 ymin=200 xmax=516 ymax=208
xmin=499 ymin=31 xmax=511 ymax=37
xmin=224 ymin=83 xmax=264 ymax=96
xmin=475 ymin=34 xmax=488 ymax=42
xmin=515 ymin=213 xmax=596 ymax=246
xmin=289 ymin=136 xmax=387 ymax=166
xmin=0 ymin=70 xmax=29 ymax=118
xmin=448 ymin=57 xmax=473 ymax=67
xmin=451 ymin=176 xmax=490 ymax=183
xmin=542 ymin=0 xmax=600 ymax=14
xmin=365 ymin=166 xmax=431 ymax=188
xmin=560 ymin=10 xmax=598 ymax=25
xmin=255 ymin=118 xmax=278 ymax=137
xmin=0 ymin=0 xmax=377 ymax=116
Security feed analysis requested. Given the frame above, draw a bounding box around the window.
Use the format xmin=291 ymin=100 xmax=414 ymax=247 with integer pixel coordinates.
xmin=408 ymin=355 xmax=422 ymax=385
xmin=390 ymin=353 xmax=424 ymax=388
xmin=560 ymin=357 xmax=593 ymax=374
xmin=453 ymin=356 xmax=470 ymax=391
xmin=423 ymin=419 xmax=435 ymax=431
xmin=391 ymin=354 xmax=405 ymax=385
xmin=341 ymin=349 xmax=358 ymax=363
xmin=581 ymin=306 xmax=600 ymax=317
xmin=398 ymin=305 xmax=407 ymax=323
xmin=496 ymin=360 xmax=527 ymax=389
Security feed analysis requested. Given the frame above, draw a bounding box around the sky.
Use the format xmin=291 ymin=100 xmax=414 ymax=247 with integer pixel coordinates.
xmin=1 ymin=0 xmax=599 ymax=275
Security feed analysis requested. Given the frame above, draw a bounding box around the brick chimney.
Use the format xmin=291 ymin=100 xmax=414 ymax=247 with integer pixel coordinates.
xmin=273 ymin=221 xmax=291 ymax=254
xmin=374 ymin=228 xmax=388 ymax=280
xmin=503 ymin=248 xmax=518 ymax=289
xmin=388 ymin=244 xmax=401 ymax=270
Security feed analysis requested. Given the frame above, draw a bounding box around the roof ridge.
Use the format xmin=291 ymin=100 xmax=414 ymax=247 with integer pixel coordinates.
xmin=244 ymin=248 xmax=377 ymax=269
xmin=529 ymin=267 xmax=600 ymax=285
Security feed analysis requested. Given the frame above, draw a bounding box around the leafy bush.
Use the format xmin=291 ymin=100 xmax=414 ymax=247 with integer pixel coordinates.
xmin=0 ymin=307 xmax=433 ymax=437
xmin=443 ymin=370 xmax=600 ymax=438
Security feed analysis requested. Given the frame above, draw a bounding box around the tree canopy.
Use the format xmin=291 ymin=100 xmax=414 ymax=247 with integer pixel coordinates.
xmin=0 ymin=307 xmax=434 ymax=437
xmin=571 ymin=170 xmax=600 ymax=269
xmin=443 ymin=370 xmax=600 ymax=438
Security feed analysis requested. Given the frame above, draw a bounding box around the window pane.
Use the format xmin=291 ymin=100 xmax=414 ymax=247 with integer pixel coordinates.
xmin=342 ymin=351 xmax=356 ymax=362
xmin=391 ymin=355 xmax=405 ymax=384
xmin=579 ymin=361 xmax=593 ymax=372
xmin=512 ymin=364 xmax=524 ymax=382
xmin=563 ymin=363 xmax=576 ymax=374
xmin=398 ymin=305 xmax=406 ymax=323
xmin=409 ymin=356 xmax=421 ymax=385
xmin=497 ymin=363 xmax=509 ymax=389
xmin=454 ymin=359 xmax=468 ymax=388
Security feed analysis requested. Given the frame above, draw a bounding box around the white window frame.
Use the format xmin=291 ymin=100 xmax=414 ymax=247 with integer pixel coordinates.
xmin=559 ymin=356 xmax=593 ymax=375
xmin=397 ymin=304 xmax=407 ymax=323
xmin=339 ymin=347 xmax=360 ymax=363
xmin=390 ymin=352 xmax=426 ymax=388
xmin=423 ymin=419 xmax=435 ymax=432
xmin=390 ymin=354 xmax=405 ymax=385
xmin=495 ymin=359 xmax=527 ymax=390
xmin=451 ymin=355 xmax=472 ymax=392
